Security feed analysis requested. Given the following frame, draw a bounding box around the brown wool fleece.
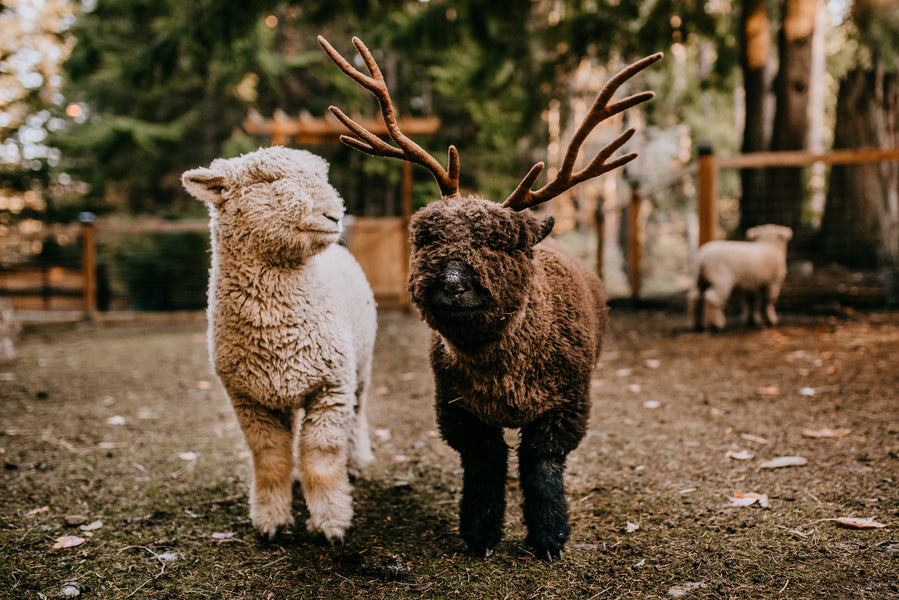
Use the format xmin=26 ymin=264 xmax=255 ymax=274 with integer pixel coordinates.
xmin=408 ymin=194 xmax=607 ymax=429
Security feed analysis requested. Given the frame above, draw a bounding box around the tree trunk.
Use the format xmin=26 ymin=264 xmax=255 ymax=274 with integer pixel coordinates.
xmin=766 ymin=0 xmax=817 ymax=230
xmin=739 ymin=0 xmax=774 ymax=232
xmin=820 ymin=64 xmax=899 ymax=267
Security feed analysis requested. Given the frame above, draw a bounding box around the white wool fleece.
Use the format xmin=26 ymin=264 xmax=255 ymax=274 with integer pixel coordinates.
xmin=182 ymin=146 xmax=376 ymax=541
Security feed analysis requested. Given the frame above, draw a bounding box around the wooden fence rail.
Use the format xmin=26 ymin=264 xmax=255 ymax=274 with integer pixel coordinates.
xmin=621 ymin=146 xmax=899 ymax=299
xmin=5 ymin=146 xmax=898 ymax=313
xmin=696 ymin=146 xmax=899 ymax=246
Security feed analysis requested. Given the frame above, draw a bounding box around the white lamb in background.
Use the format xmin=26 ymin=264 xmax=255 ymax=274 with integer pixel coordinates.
xmin=182 ymin=146 xmax=377 ymax=542
xmin=688 ymin=224 xmax=793 ymax=331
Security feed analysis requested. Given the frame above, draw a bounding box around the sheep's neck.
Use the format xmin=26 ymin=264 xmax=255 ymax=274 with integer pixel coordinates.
xmin=209 ymin=237 xmax=315 ymax=326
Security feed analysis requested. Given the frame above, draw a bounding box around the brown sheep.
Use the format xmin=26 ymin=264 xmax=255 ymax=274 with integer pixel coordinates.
xmin=320 ymin=36 xmax=660 ymax=560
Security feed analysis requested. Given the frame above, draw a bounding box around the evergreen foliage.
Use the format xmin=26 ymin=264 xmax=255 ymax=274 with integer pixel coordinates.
xmin=50 ymin=0 xmax=738 ymax=216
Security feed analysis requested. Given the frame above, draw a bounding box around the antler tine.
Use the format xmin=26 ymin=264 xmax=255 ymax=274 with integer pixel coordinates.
xmin=503 ymin=52 xmax=663 ymax=211
xmin=318 ymin=35 xmax=460 ymax=199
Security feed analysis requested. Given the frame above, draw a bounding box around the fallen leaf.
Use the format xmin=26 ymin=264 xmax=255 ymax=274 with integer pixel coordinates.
xmin=25 ymin=506 xmax=49 ymax=518
xmin=760 ymin=456 xmax=808 ymax=469
xmin=178 ymin=451 xmax=198 ymax=461
xmin=669 ymin=582 xmax=708 ymax=597
xmin=731 ymin=491 xmax=770 ymax=508
xmin=644 ymin=359 xmax=661 ymax=369
xmin=755 ymin=386 xmax=780 ymax=396
xmin=211 ymin=532 xmax=236 ymax=540
xmin=725 ymin=450 xmax=754 ymax=461
xmin=728 ymin=495 xmax=759 ymax=507
xmin=615 ymin=368 xmax=632 ymax=378
xmin=628 ymin=384 xmax=643 ymax=393
xmin=373 ymin=428 xmax=392 ymax=442
xmin=626 ymin=521 xmax=640 ymax=533
xmin=79 ymin=520 xmax=102 ymax=532
xmin=391 ymin=454 xmax=411 ymax=463
xmin=799 ymin=387 xmax=816 ymax=397
xmin=740 ymin=433 xmax=770 ymax=444
xmin=57 ymin=582 xmax=81 ymax=598
xmin=51 ymin=535 xmax=86 ymax=549
xmin=105 ymin=415 xmax=126 ymax=426
xmin=802 ymin=427 xmax=850 ymax=439
xmin=831 ymin=517 xmax=887 ymax=529
xmin=64 ymin=515 xmax=88 ymax=526
xmin=642 ymin=400 xmax=660 ymax=409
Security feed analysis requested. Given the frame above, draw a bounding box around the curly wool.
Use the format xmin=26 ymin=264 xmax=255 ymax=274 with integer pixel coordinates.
xmin=182 ymin=146 xmax=376 ymax=542
xmin=407 ymin=193 xmax=606 ymax=559
xmin=688 ymin=223 xmax=793 ymax=330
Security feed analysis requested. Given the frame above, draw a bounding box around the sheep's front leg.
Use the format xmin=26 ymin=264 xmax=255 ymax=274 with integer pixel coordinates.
xmin=437 ymin=401 xmax=508 ymax=557
xmin=764 ymin=283 xmax=781 ymax=326
xmin=518 ymin=404 xmax=588 ymax=561
xmin=232 ymin=400 xmax=295 ymax=538
xmin=298 ymin=397 xmax=355 ymax=543
xmin=702 ymin=287 xmax=729 ymax=330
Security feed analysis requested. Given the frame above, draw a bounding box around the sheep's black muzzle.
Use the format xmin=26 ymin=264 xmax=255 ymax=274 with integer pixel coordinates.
xmin=428 ymin=260 xmax=484 ymax=313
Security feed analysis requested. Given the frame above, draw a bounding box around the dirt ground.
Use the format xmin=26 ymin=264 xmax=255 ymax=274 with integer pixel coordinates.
xmin=1 ymin=305 xmax=897 ymax=599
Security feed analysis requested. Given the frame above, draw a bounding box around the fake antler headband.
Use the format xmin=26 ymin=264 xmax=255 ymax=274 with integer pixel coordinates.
xmin=319 ymin=35 xmax=661 ymax=211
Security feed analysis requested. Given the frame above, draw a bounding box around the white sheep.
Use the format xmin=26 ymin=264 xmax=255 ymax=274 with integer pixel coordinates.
xmin=182 ymin=146 xmax=377 ymax=542
xmin=688 ymin=224 xmax=793 ymax=331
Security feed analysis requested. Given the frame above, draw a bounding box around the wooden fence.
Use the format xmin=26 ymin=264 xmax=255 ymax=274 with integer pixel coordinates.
xmin=618 ymin=146 xmax=899 ymax=299
xmin=0 ymin=214 xmax=411 ymax=319
xmin=4 ymin=146 xmax=898 ymax=315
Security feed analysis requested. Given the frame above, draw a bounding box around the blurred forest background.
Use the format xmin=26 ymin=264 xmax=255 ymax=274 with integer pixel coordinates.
xmin=1 ymin=0 xmax=898 ymax=310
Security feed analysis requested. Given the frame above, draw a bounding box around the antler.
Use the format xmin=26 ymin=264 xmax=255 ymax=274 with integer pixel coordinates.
xmin=318 ymin=35 xmax=460 ymax=199
xmin=502 ymin=52 xmax=663 ymax=212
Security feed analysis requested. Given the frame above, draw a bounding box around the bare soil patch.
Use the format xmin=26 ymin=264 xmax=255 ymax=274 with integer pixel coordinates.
xmin=1 ymin=307 xmax=897 ymax=599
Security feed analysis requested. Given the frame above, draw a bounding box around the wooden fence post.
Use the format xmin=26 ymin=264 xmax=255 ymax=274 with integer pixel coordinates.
xmin=697 ymin=142 xmax=717 ymax=246
xmin=80 ymin=212 xmax=97 ymax=319
xmin=628 ymin=181 xmax=643 ymax=300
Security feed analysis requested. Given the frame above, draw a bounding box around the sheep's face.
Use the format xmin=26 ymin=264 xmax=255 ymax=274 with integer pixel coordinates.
xmin=408 ymin=195 xmax=553 ymax=350
xmin=182 ymin=147 xmax=345 ymax=265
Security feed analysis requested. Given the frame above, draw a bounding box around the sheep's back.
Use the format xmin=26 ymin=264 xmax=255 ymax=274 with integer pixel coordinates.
xmin=697 ymin=241 xmax=786 ymax=289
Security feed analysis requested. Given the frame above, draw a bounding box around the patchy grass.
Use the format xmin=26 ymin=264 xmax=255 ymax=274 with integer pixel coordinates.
xmin=1 ymin=309 xmax=897 ymax=599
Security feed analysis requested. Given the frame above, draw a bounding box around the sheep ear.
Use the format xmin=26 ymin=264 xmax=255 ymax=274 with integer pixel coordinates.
xmin=745 ymin=226 xmax=760 ymax=241
xmin=535 ymin=216 xmax=555 ymax=243
xmin=182 ymin=167 xmax=228 ymax=205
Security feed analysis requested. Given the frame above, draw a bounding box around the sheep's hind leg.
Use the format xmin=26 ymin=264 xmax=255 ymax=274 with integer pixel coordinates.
xmin=764 ymin=283 xmax=781 ymax=326
xmin=298 ymin=401 xmax=355 ymax=543
xmin=232 ymin=401 xmax=295 ymax=538
xmin=518 ymin=405 xmax=588 ymax=561
xmin=347 ymin=378 xmax=374 ymax=478
xmin=438 ymin=401 xmax=507 ymax=557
